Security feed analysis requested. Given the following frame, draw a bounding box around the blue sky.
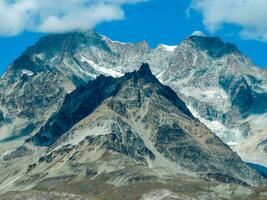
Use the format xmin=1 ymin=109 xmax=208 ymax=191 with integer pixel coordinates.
xmin=1 ymin=0 xmax=267 ymax=75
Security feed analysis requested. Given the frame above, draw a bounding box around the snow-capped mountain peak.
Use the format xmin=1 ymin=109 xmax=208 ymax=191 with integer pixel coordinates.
xmin=190 ymin=30 xmax=207 ymax=37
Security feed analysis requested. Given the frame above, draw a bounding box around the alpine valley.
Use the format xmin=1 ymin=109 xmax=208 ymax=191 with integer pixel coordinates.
xmin=0 ymin=30 xmax=267 ymax=200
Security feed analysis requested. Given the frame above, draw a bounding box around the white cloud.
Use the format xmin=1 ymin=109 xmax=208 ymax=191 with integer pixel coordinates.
xmin=189 ymin=0 xmax=267 ymax=41
xmin=0 ymin=0 xmax=147 ymax=36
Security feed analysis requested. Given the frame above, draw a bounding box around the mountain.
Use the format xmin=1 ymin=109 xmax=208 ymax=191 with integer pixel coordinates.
xmin=0 ymin=64 xmax=266 ymax=200
xmin=0 ymin=30 xmax=266 ymax=168
xmin=0 ymin=30 xmax=267 ymax=198
xmin=31 ymin=64 xmax=193 ymax=146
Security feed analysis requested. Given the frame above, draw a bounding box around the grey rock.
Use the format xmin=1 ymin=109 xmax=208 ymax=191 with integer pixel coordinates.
xmin=3 ymin=146 xmax=33 ymax=161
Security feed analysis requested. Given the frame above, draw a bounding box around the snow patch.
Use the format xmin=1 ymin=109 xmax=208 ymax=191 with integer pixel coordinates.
xmin=187 ymin=105 xmax=243 ymax=146
xmin=21 ymin=69 xmax=34 ymax=76
xmin=108 ymin=39 xmax=126 ymax=45
xmin=192 ymin=54 xmax=198 ymax=66
xmin=227 ymin=141 xmax=238 ymax=147
xmin=158 ymin=44 xmax=177 ymax=52
xmin=191 ymin=30 xmax=207 ymax=37
xmin=201 ymin=88 xmax=228 ymax=99
xmin=80 ymin=55 xmax=123 ymax=77
xmin=180 ymin=87 xmax=229 ymax=106
xmin=100 ymin=34 xmax=127 ymax=45
xmin=156 ymin=70 xmax=167 ymax=82
xmin=50 ymin=56 xmax=58 ymax=63
xmin=188 ymin=105 xmax=227 ymax=138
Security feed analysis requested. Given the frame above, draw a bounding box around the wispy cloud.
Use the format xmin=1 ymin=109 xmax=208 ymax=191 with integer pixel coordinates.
xmin=0 ymin=0 xmax=147 ymax=36
xmin=189 ymin=0 xmax=267 ymax=42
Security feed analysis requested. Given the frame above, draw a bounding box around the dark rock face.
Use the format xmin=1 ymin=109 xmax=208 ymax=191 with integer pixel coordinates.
xmin=188 ymin=36 xmax=240 ymax=58
xmin=0 ymin=124 xmax=36 ymax=143
xmin=219 ymin=75 xmax=252 ymax=118
xmin=219 ymin=76 xmax=253 ymax=113
xmin=247 ymin=163 xmax=267 ymax=179
xmin=206 ymin=173 xmax=249 ymax=186
xmin=153 ymin=124 xmax=210 ymax=171
xmin=230 ymin=78 xmax=252 ymax=114
xmin=0 ymin=110 xmax=5 ymax=126
xmin=251 ymin=92 xmax=267 ymax=115
xmin=33 ymin=75 xmax=123 ymax=146
xmin=219 ymin=74 xmax=267 ymax=120
xmin=156 ymin=85 xmax=193 ymax=118
xmin=38 ymin=144 xmax=74 ymax=164
xmin=32 ymin=63 xmax=193 ymax=146
xmin=3 ymin=146 xmax=33 ymax=161
xmin=257 ymin=140 xmax=267 ymax=154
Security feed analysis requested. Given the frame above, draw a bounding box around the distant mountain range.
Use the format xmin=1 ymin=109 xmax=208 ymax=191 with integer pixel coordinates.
xmin=0 ymin=30 xmax=267 ymax=199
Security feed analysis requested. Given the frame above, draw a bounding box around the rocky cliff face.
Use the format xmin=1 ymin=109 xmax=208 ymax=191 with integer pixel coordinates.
xmin=0 ymin=55 xmax=75 ymax=144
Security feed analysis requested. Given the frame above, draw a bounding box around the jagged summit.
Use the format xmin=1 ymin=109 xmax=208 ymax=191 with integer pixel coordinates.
xmin=24 ymin=30 xmax=109 ymax=56
xmin=134 ymin=63 xmax=155 ymax=78
xmin=183 ymin=34 xmax=241 ymax=57
xmin=139 ymin=63 xmax=150 ymax=71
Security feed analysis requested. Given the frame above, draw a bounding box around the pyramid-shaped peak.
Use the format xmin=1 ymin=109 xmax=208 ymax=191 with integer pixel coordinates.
xmin=139 ymin=63 xmax=152 ymax=74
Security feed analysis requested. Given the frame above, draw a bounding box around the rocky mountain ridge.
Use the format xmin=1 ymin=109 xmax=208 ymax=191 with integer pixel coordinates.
xmin=1 ymin=30 xmax=266 ymax=167
xmin=31 ymin=64 xmax=193 ymax=146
